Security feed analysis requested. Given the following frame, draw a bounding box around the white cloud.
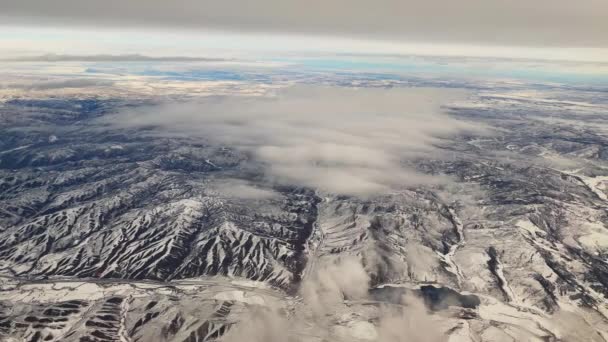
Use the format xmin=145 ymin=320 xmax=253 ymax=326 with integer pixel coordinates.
xmin=213 ymin=179 xmax=280 ymax=200
xmin=0 ymin=53 xmax=226 ymax=62
xmin=223 ymin=256 xmax=448 ymax=341
xmin=109 ymin=85 xmax=484 ymax=195
xmin=3 ymin=78 xmax=114 ymax=90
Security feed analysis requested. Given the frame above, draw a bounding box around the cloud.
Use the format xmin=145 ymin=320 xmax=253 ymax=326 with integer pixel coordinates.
xmin=108 ymin=86 xmax=483 ymax=195
xmin=376 ymin=292 xmax=447 ymax=342
xmin=1 ymin=0 xmax=606 ymax=48
xmin=0 ymin=53 xmax=227 ymax=63
xmin=212 ymin=179 xmax=280 ymax=200
xmin=551 ymin=310 xmax=607 ymax=342
xmin=222 ymin=256 xmax=448 ymax=341
xmin=222 ymin=306 xmax=292 ymax=342
xmin=3 ymin=78 xmax=114 ymax=90
xmin=301 ymin=256 xmax=370 ymax=317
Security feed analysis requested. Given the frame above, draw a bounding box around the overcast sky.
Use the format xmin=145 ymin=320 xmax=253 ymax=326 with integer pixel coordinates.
xmin=2 ymin=0 xmax=608 ymax=47
xmin=1 ymin=0 xmax=607 ymax=60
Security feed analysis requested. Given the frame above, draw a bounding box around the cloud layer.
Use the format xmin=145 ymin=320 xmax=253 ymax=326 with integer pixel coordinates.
xmin=223 ymin=256 xmax=448 ymax=341
xmin=111 ymin=86 xmax=482 ymax=195
xmin=2 ymin=0 xmax=607 ymax=48
xmin=0 ymin=53 xmax=226 ymax=62
xmin=3 ymin=78 xmax=114 ymax=90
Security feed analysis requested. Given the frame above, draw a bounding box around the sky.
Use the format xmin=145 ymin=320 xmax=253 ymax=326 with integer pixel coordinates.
xmin=1 ymin=0 xmax=607 ymax=62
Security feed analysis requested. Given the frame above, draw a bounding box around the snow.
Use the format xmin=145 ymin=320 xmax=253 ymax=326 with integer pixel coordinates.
xmin=577 ymin=220 xmax=608 ymax=252
xmin=5 ymin=282 xmax=105 ymax=303
xmin=213 ymin=290 xmax=267 ymax=306
xmin=516 ymin=219 xmax=543 ymax=237
xmin=478 ymin=299 xmax=559 ymax=340
xmin=333 ymin=321 xmax=377 ymax=340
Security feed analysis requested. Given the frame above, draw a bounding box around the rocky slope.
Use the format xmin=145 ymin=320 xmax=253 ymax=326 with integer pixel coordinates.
xmin=1 ymin=79 xmax=608 ymax=341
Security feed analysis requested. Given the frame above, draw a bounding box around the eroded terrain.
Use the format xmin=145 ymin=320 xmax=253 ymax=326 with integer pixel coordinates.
xmin=1 ymin=67 xmax=608 ymax=341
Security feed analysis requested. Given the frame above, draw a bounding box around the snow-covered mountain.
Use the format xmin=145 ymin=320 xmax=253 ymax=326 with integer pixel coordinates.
xmin=1 ymin=71 xmax=608 ymax=341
